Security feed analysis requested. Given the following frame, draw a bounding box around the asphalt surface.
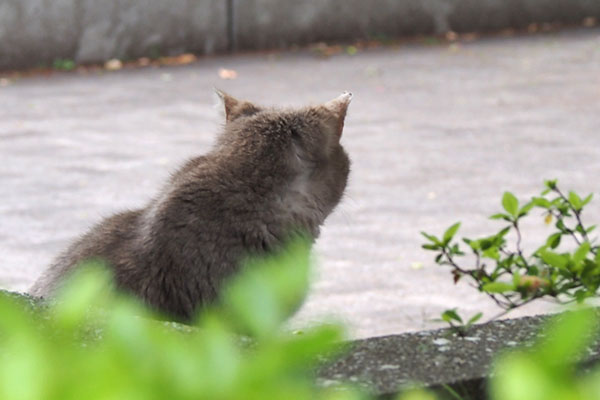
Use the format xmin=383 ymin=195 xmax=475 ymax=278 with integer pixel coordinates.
xmin=2 ymin=28 xmax=600 ymax=338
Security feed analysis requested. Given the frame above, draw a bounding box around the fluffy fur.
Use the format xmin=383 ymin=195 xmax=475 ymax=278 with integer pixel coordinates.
xmin=30 ymin=91 xmax=352 ymax=321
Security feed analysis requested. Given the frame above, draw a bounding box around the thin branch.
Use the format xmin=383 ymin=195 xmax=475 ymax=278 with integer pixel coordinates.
xmin=553 ymin=187 xmax=590 ymax=243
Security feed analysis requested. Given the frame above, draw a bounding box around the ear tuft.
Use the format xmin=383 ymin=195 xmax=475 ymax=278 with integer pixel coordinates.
xmin=214 ymin=89 xmax=261 ymax=123
xmin=323 ymin=92 xmax=353 ymax=138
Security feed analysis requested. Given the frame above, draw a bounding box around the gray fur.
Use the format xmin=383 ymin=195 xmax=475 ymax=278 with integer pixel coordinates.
xmin=30 ymin=92 xmax=352 ymax=321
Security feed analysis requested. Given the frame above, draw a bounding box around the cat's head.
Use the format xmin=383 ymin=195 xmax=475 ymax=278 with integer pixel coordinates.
xmin=215 ymin=90 xmax=351 ymax=217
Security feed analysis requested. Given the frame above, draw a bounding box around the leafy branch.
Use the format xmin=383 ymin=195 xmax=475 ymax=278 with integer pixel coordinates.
xmin=422 ymin=180 xmax=598 ymax=329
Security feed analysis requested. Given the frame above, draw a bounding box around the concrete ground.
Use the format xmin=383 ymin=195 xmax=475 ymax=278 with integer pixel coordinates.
xmin=1 ymin=28 xmax=600 ymax=338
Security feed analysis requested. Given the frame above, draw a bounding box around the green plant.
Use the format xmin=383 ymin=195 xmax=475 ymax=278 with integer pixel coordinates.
xmin=491 ymin=308 xmax=600 ymax=400
xmin=422 ymin=180 xmax=598 ymax=327
xmin=0 ymin=238 xmax=366 ymax=400
xmin=52 ymin=58 xmax=76 ymax=71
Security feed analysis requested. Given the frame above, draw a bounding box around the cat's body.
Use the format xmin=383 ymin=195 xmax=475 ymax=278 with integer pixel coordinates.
xmin=30 ymin=91 xmax=352 ymax=321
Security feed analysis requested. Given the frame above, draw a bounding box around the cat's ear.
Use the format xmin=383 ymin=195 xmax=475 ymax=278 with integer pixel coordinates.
xmin=215 ymin=89 xmax=261 ymax=122
xmin=322 ymin=91 xmax=352 ymax=139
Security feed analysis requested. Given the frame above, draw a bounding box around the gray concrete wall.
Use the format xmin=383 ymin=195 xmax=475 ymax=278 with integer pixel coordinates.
xmin=1 ymin=0 xmax=600 ymax=72
xmin=0 ymin=0 xmax=228 ymax=70
xmin=234 ymin=0 xmax=600 ymax=50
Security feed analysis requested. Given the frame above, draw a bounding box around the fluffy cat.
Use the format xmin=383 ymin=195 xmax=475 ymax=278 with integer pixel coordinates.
xmin=30 ymin=91 xmax=352 ymax=321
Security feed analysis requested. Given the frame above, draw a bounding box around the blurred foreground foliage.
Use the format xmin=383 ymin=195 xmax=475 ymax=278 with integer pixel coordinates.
xmin=1 ymin=236 xmax=600 ymax=399
xmin=0 ymin=239 xmax=362 ymax=400
xmin=490 ymin=308 xmax=600 ymax=400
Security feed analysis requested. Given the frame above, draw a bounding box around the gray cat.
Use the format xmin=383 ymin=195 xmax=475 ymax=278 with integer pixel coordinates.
xmin=30 ymin=91 xmax=352 ymax=321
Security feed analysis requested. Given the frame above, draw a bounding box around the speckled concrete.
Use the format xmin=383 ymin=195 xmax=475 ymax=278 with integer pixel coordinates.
xmin=319 ymin=311 xmax=600 ymax=398
xmin=1 ymin=29 xmax=600 ymax=338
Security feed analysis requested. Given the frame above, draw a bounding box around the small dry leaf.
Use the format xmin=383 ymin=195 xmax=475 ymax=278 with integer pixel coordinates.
xmin=499 ymin=28 xmax=515 ymax=37
xmin=176 ymin=53 xmax=197 ymax=64
xmin=461 ymin=33 xmax=478 ymax=42
xmin=160 ymin=53 xmax=197 ymax=66
xmin=445 ymin=31 xmax=458 ymax=41
xmin=527 ymin=23 xmax=539 ymax=33
xmin=218 ymin=68 xmax=238 ymax=80
xmin=312 ymin=42 xmax=343 ymax=58
xmin=138 ymin=57 xmax=151 ymax=67
xmin=583 ymin=17 xmax=597 ymax=27
xmin=544 ymin=213 xmax=553 ymax=225
xmin=452 ymin=270 xmax=462 ymax=284
xmin=104 ymin=59 xmax=123 ymax=71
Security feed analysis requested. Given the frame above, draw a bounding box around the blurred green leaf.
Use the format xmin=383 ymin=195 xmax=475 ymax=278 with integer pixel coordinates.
xmin=502 ymin=192 xmax=519 ymax=217
xmin=482 ymin=282 xmax=515 ymax=293
xmin=223 ymin=237 xmax=311 ymax=338
xmin=421 ymin=232 xmax=442 ymax=246
xmin=531 ymin=197 xmax=551 ymax=209
xmin=443 ymin=223 xmax=461 ymax=244
xmin=466 ymin=312 xmax=483 ymax=326
xmin=545 ymin=233 xmax=561 ymax=249
xmin=569 ymin=191 xmax=583 ymax=211
xmin=441 ymin=309 xmax=463 ymax=324
xmin=582 ymin=193 xmax=594 ymax=207
xmin=540 ymin=250 xmax=568 ymax=271
xmin=573 ymin=242 xmax=591 ymax=265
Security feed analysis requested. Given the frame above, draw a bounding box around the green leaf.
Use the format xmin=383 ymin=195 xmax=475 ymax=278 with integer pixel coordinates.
xmin=465 ymin=239 xmax=480 ymax=251
xmin=582 ymin=193 xmax=594 ymax=207
xmin=482 ymin=282 xmax=515 ymax=293
xmin=502 ymin=192 xmax=519 ymax=217
xmin=574 ymin=289 xmax=589 ymax=303
xmin=483 ymin=247 xmax=500 ymax=261
xmin=466 ymin=312 xmax=483 ymax=326
xmin=532 ymin=197 xmax=551 ymax=209
xmin=497 ymin=226 xmax=511 ymax=238
xmin=441 ymin=309 xmax=463 ymax=324
xmin=518 ymin=201 xmax=535 ymax=216
xmin=545 ymin=233 xmax=562 ymax=249
xmin=568 ymin=191 xmax=583 ymax=211
xmin=421 ymin=232 xmax=441 ymax=245
xmin=443 ymin=222 xmax=461 ymax=244
xmin=480 ymin=239 xmax=493 ymax=251
xmin=490 ymin=213 xmax=510 ymax=220
xmin=573 ymin=242 xmax=591 ymax=265
xmin=544 ymin=179 xmax=558 ymax=190
xmin=422 ymin=244 xmax=440 ymax=251
xmin=512 ymin=271 xmax=521 ymax=287
xmin=223 ymin=238 xmax=311 ymax=338
xmin=538 ymin=308 xmax=598 ymax=365
xmin=541 ymin=250 xmax=568 ymax=270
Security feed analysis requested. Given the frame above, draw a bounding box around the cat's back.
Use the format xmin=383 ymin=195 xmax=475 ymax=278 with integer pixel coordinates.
xmin=30 ymin=209 xmax=144 ymax=297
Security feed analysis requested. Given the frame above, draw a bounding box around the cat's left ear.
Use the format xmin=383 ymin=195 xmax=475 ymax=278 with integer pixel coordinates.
xmin=215 ymin=89 xmax=261 ymax=122
xmin=322 ymin=91 xmax=352 ymax=139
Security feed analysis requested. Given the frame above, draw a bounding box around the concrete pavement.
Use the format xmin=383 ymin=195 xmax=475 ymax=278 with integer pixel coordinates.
xmin=1 ymin=28 xmax=600 ymax=338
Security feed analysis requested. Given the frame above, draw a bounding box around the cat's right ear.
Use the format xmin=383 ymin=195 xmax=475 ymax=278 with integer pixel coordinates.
xmin=215 ymin=89 xmax=261 ymax=123
xmin=322 ymin=91 xmax=353 ymax=139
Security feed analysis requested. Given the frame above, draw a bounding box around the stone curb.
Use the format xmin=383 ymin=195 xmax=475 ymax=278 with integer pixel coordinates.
xmin=318 ymin=312 xmax=600 ymax=398
xmin=2 ymin=0 xmax=600 ymax=70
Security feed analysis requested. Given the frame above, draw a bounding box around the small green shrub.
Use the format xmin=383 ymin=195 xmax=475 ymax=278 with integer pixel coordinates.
xmin=422 ymin=180 xmax=598 ymax=328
